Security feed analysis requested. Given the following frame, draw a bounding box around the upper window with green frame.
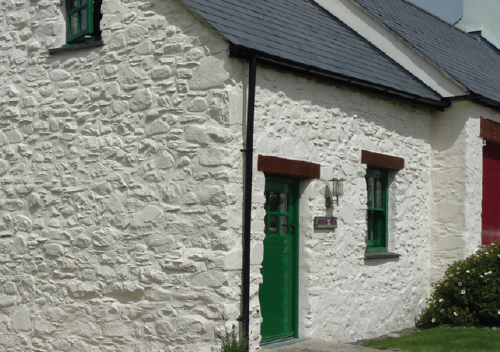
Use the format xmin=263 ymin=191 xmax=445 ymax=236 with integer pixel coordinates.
xmin=66 ymin=0 xmax=102 ymax=44
xmin=366 ymin=168 xmax=388 ymax=252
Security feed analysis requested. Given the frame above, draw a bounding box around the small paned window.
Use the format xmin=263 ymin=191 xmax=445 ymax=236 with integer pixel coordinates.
xmin=66 ymin=0 xmax=102 ymax=44
xmin=265 ymin=191 xmax=292 ymax=236
xmin=366 ymin=168 xmax=388 ymax=252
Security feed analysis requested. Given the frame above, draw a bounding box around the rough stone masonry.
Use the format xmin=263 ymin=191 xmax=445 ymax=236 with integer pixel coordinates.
xmin=0 ymin=0 xmax=245 ymax=350
xmin=0 ymin=0 xmax=484 ymax=350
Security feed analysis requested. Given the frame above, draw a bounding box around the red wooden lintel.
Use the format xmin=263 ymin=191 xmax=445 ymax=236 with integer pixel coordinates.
xmin=361 ymin=150 xmax=404 ymax=170
xmin=257 ymin=155 xmax=320 ymax=179
xmin=480 ymin=117 xmax=500 ymax=145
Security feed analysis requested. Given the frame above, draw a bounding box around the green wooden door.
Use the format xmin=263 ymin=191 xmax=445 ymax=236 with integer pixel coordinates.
xmin=260 ymin=178 xmax=299 ymax=342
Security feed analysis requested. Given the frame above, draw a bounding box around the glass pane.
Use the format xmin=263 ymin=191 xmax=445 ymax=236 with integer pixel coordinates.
xmin=368 ymin=177 xmax=374 ymax=208
xmin=280 ymin=216 xmax=288 ymax=234
xmin=280 ymin=193 xmax=288 ymax=212
xmin=376 ymin=178 xmax=382 ymax=208
xmin=366 ymin=218 xmax=373 ymax=241
xmin=367 ymin=214 xmax=372 ymax=240
xmin=80 ymin=9 xmax=87 ymax=31
xmin=70 ymin=0 xmax=78 ymax=10
xmin=70 ymin=13 xmax=78 ymax=35
xmin=81 ymin=0 xmax=87 ymax=5
xmin=269 ymin=216 xmax=277 ymax=235
xmin=269 ymin=192 xmax=279 ymax=212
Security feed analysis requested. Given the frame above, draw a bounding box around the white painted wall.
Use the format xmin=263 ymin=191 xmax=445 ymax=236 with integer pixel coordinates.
xmin=429 ymin=101 xmax=484 ymax=283
xmin=0 ymin=0 xmax=245 ymax=351
xmin=0 ymin=0 xmax=493 ymax=350
xmin=247 ymin=66 xmax=435 ymax=343
xmin=456 ymin=0 xmax=500 ymax=49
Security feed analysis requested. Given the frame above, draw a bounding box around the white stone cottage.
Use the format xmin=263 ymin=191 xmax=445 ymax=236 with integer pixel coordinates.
xmin=1 ymin=0 xmax=500 ymax=351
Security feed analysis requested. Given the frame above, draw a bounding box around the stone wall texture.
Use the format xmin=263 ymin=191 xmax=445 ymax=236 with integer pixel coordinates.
xmin=249 ymin=67 xmax=434 ymax=344
xmin=0 ymin=0 xmax=245 ymax=351
xmin=0 ymin=0 xmax=488 ymax=351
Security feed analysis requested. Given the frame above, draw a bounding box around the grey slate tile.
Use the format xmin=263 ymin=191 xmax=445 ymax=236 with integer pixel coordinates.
xmin=180 ymin=0 xmax=442 ymax=101
xmin=354 ymin=0 xmax=500 ymax=104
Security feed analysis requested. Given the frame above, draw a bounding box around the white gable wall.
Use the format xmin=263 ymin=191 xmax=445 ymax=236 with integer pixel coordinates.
xmin=0 ymin=0 xmax=246 ymax=351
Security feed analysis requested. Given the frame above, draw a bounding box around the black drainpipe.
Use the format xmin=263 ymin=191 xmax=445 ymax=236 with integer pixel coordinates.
xmin=240 ymin=55 xmax=257 ymax=349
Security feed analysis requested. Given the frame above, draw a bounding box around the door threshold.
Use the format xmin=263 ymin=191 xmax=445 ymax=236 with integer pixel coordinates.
xmin=261 ymin=338 xmax=310 ymax=349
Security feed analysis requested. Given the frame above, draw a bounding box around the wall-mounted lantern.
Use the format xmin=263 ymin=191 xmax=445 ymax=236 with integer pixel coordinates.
xmin=325 ymin=178 xmax=345 ymax=208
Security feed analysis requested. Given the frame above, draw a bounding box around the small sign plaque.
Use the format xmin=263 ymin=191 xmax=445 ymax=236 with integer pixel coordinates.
xmin=314 ymin=216 xmax=338 ymax=229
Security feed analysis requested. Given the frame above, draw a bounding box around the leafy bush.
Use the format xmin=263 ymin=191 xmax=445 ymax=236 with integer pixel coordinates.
xmin=217 ymin=317 xmax=248 ymax=352
xmin=419 ymin=242 xmax=500 ymax=327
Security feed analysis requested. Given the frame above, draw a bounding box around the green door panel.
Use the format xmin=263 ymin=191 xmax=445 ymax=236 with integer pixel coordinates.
xmin=260 ymin=177 xmax=299 ymax=342
xmin=260 ymin=242 xmax=294 ymax=339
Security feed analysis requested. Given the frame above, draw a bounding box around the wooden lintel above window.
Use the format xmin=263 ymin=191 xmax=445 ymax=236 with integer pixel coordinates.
xmin=361 ymin=150 xmax=404 ymax=170
xmin=258 ymin=155 xmax=320 ymax=179
xmin=480 ymin=117 xmax=500 ymax=145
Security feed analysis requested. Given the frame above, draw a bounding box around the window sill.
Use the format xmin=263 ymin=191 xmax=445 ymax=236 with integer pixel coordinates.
xmin=364 ymin=252 xmax=401 ymax=259
xmin=49 ymin=40 xmax=103 ymax=54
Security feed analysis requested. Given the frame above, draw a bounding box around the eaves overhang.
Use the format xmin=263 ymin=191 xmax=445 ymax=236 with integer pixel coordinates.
xmin=351 ymin=0 xmax=500 ymax=110
xmin=229 ymin=44 xmax=451 ymax=111
xmin=336 ymin=0 xmax=468 ymax=98
xmin=449 ymin=92 xmax=500 ymax=112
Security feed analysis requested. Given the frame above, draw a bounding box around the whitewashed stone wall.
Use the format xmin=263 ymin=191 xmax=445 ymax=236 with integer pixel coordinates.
xmin=0 ymin=0 xmax=246 ymax=351
xmin=248 ymin=66 xmax=434 ymax=343
xmin=429 ymin=101 xmax=484 ymax=283
xmin=0 ymin=0 xmax=490 ymax=350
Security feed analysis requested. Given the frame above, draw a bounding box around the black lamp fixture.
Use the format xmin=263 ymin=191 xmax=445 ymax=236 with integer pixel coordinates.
xmin=325 ymin=178 xmax=345 ymax=208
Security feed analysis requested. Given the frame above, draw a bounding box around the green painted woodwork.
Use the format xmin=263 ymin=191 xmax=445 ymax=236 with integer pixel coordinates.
xmin=67 ymin=0 xmax=94 ymax=43
xmin=260 ymin=177 xmax=299 ymax=342
xmin=366 ymin=168 xmax=388 ymax=252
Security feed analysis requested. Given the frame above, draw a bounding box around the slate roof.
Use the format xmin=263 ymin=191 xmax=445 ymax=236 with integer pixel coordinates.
xmin=180 ymin=0 xmax=442 ymax=102
xmin=354 ymin=0 xmax=500 ymax=105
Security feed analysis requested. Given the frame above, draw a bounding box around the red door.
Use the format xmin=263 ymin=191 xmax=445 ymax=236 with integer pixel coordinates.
xmin=482 ymin=142 xmax=500 ymax=245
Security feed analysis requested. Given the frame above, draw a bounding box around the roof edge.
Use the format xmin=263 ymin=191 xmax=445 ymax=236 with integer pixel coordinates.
xmin=229 ymin=44 xmax=450 ymax=111
xmin=175 ymin=0 xmax=232 ymax=45
xmin=450 ymin=93 xmax=500 ymax=112
xmin=347 ymin=0 xmax=469 ymax=96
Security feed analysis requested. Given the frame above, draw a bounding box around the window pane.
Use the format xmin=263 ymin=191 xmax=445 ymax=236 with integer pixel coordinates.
xmin=280 ymin=216 xmax=288 ymax=234
xmin=367 ymin=212 xmax=373 ymax=240
xmin=81 ymin=0 xmax=87 ymax=5
xmin=80 ymin=9 xmax=87 ymax=31
xmin=269 ymin=192 xmax=279 ymax=212
xmin=70 ymin=13 xmax=78 ymax=35
xmin=70 ymin=0 xmax=78 ymax=10
xmin=269 ymin=216 xmax=277 ymax=235
xmin=368 ymin=177 xmax=374 ymax=208
xmin=280 ymin=193 xmax=288 ymax=212
xmin=376 ymin=178 xmax=382 ymax=208
xmin=373 ymin=214 xmax=379 ymax=240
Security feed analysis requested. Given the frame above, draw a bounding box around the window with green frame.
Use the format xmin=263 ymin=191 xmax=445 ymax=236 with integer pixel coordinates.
xmin=66 ymin=0 xmax=102 ymax=44
xmin=366 ymin=168 xmax=388 ymax=252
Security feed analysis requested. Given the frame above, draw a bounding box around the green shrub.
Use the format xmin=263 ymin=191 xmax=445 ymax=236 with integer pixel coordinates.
xmin=419 ymin=242 xmax=500 ymax=327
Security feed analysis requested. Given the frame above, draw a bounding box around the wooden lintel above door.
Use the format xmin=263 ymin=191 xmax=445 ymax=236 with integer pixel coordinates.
xmin=258 ymin=155 xmax=320 ymax=179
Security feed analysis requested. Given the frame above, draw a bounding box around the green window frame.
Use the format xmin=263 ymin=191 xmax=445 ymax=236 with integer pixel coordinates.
xmin=66 ymin=0 xmax=102 ymax=44
xmin=366 ymin=168 xmax=388 ymax=252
